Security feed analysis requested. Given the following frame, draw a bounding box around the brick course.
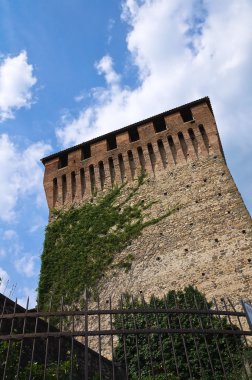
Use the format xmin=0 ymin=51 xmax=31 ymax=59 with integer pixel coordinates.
xmin=41 ymin=97 xmax=252 ymax=303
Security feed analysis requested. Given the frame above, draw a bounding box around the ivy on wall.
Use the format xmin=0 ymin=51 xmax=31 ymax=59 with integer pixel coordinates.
xmin=38 ymin=174 xmax=174 ymax=309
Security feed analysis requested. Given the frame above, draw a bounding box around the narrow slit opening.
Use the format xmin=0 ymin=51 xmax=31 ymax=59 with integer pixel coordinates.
xmin=71 ymin=171 xmax=76 ymax=200
xmin=62 ymin=174 xmax=67 ymax=204
xmin=137 ymin=146 xmax=146 ymax=172
xmin=108 ymin=157 xmax=115 ymax=186
xmin=157 ymin=139 xmax=167 ymax=168
xmin=188 ymin=128 xmax=198 ymax=156
xmin=118 ymin=154 xmax=125 ymax=183
xmin=98 ymin=161 xmax=105 ymax=190
xmin=167 ymin=135 xmax=177 ymax=164
xmin=89 ymin=165 xmax=95 ymax=194
xmin=80 ymin=168 xmax=85 ymax=197
xmin=127 ymin=150 xmax=136 ymax=179
xmin=178 ymin=132 xmax=188 ymax=159
xmin=147 ymin=143 xmax=156 ymax=173
xmin=53 ymin=178 xmax=58 ymax=206
xmin=199 ymin=124 xmax=209 ymax=152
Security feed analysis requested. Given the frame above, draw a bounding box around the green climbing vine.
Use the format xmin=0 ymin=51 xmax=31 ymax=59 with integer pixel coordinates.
xmin=38 ymin=174 xmax=174 ymax=309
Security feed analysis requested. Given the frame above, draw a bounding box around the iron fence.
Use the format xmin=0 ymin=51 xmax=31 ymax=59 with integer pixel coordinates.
xmin=0 ymin=292 xmax=252 ymax=379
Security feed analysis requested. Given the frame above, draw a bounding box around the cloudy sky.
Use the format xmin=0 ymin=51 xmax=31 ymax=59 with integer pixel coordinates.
xmin=0 ymin=0 xmax=251 ymax=306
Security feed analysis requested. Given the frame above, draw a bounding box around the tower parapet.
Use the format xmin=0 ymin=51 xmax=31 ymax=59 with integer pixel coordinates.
xmin=42 ymin=97 xmax=223 ymax=212
xmin=41 ymin=96 xmax=252 ymax=306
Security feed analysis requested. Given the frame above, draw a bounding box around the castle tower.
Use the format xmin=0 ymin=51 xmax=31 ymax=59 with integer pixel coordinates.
xmin=41 ymin=97 xmax=252 ymax=301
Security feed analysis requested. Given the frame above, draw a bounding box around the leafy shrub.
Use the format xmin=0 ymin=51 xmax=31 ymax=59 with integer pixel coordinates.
xmin=114 ymin=286 xmax=247 ymax=380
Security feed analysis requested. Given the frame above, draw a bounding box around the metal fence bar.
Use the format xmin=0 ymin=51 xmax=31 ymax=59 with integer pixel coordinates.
xmin=109 ymin=296 xmax=116 ymax=380
xmin=2 ymin=298 xmax=17 ymax=380
xmin=84 ymin=290 xmax=89 ymax=380
xmin=1 ymin=294 xmax=252 ymax=380
xmin=0 ymin=307 xmax=246 ymax=319
xmin=120 ymin=295 xmax=129 ymax=380
xmin=193 ymin=294 xmax=216 ymax=378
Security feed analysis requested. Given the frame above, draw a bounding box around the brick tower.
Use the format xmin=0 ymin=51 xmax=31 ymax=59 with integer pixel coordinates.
xmin=41 ymin=97 xmax=252 ymax=301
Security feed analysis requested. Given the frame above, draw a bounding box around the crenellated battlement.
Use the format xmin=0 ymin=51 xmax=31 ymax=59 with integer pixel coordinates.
xmin=41 ymin=97 xmax=223 ymax=213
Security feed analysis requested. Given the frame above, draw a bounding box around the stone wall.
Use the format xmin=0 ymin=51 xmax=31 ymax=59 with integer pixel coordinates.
xmin=41 ymin=96 xmax=252 ymax=302
xmin=42 ymin=97 xmax=223 ymax=216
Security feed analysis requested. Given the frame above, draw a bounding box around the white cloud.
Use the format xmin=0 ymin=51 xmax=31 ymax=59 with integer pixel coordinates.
xmin=0 ymin=134 xmax=51 ymax=221
xmin=3 ymin=229 xmax=17 ymax=240
xmin=15 ymin=255 xmax=38 ymax=278
xmin=0 ymin=267 xmax=9 ymax=293
xmin=56 ymin=0 xmax=252 ymax=212
xmin=0 ymin=249 xmax=6 ymax=258
xmin=0 ymin=51 xmax=37 ymax=122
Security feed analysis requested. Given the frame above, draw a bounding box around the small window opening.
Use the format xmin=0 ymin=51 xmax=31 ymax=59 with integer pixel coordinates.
xmin=199 ymin=124 xmax=209 ymax=153
xmin=137 ymin=146 xmax=146 ymax=171
xmin=157 ymin=139 xmax=167 ymax=168
xmin=153 ymin=116 xmax=166 ymax=133
xmin=167 ymin=135 xmax=177 ymax=164
xmin=62 ymin=174 xmax=67 ymax=204
xmin=214 ymin=238 xmax=219 ymax=243
xmin=147 ymin=143 xmax=156 ymax=173
xmin=128 ymin=126 xmax=139 ymax=142
xmin=108 ymin=157 xmax=115 ymax=186
xmin=180 ymin=107 xmax=193 ymax=122
xmin=80 ymin=168 xmax=85 ymax=197
xmin=242 ymin=230 xmax=246 ymax=234
xmin=248 ymin=258 xmax=251 ymax=263
xmin=58 ymin=153 xmax=68 ymax=169
xmin=98 ymin=161 xmax=105 ymax=190
xmin=82 ymin=144 xmax=91 ymax=160
xmin=53 ymin=178 xmax=58 ymax=207
xmin=188 ymin=128 xmax=198 ymax=156
xmin=128 ymin=150 xmax=136 ymax=179
xmin=178 ymin=132 xmax=188 ymax=160
xmin=107 ymin=134 xmax=117 ymax=151
xmin=202 ymin=272 xmax=205 ymax=277
xmin=89 ymin=165 xmax=95 ymax=194
xmin=71 ymin=171 xmax=76 ymax=200
xmin=118 ymin=154 xmax=125 ymax=183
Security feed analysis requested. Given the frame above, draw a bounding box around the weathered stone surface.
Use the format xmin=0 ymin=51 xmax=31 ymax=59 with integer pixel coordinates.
xmin=41 ymin=96 xmax=252 ymax=304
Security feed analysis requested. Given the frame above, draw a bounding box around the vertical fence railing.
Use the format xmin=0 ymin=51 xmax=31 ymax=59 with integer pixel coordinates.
xmin=0 ymin=293 xmax=252 ymax=379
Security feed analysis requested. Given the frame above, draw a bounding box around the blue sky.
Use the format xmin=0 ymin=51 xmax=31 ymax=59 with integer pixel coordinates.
xmin=0 ymin=0 xmax=251 ymax=306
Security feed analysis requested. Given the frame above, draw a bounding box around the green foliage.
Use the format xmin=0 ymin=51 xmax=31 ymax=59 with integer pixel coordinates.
xmin=114 ymin=286 xmax=248 ymax=380
xmin=0 ymin=341 xmax=76 ymax=379
xmin=38 ymin=174 xmax=174 ymax=309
